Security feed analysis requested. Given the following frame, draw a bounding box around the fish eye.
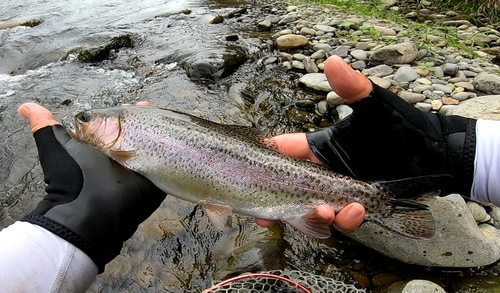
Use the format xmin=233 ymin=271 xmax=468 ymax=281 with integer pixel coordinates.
xmin=76 ymin=111 xmax=92 ymax=123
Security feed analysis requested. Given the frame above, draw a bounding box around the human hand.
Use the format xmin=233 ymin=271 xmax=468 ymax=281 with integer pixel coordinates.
xmin=18 ymin=102 xmax=166 ymax=272
xmin=255 ymin=133 xmax=365 ymax=233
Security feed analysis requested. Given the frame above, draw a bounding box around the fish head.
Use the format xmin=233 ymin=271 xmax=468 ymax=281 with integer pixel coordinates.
xmin=71 ymin=107 xmax=126 ymax=153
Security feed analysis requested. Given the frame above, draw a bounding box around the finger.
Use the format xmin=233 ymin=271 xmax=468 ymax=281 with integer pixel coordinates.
xmin=266 ymin=133 xmax=322 ymax=164
xmin=333 ymin=203 xmax=365 ymax=232
xmin=255 ymin=218 xmax=275 ymax=227
xmin=18 ymin=103 xmax=60 ymax=133
xmin=136 ymin=101 xmax=150 ymax=106
xmin=323 ymin=55 xmax=373 ymax=104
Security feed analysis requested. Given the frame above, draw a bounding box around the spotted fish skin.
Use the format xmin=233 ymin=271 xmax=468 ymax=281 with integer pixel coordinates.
xmin=72 ymin=106 xmax=449 ymax=239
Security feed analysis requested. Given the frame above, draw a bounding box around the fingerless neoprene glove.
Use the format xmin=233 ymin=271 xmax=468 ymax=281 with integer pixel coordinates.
xmin=306 ymin=83 xmax=477 ymax=196
xmin=22 ymin=125 xmax=166 ymax=273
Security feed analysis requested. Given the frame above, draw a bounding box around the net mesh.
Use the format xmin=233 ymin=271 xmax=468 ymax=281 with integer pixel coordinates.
xmin=203 ymin=270 xmax=366 ymax=293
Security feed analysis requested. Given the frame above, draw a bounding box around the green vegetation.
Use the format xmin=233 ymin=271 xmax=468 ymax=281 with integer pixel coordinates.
xmin=304 ymin=0 xmax=494 ymax=60
xmin=431 ymin=0 xmax=500 ymax=23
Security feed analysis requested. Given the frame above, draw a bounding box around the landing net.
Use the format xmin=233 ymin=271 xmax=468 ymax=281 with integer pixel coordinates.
xmin=202 ymin=270 xmax=366 ymax=293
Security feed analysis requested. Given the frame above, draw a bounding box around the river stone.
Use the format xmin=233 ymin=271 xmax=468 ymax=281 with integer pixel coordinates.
xmin=451 ymin=91 xmax=476 ymax=101
xmin=467 ymin=201 xmax=490 ymax=222
xmin=313 ymin=24 xmax=336 ymax=33
xmin=394 ymin=67 xmax=418 ymax=83
xmin=398 ymin=91 xmax=425 ymax=104
xmin=368 ymin=76 xmax=392 ymax=89
xmin=473 ymin=73 xmax=500 ymax=94
xmin=373 ymin=25 xmax=397 ymax=36
xmin=351 ymin=61 xmax=366 ymax=70
xmin=313 ymin=44 xmax=333 ymax=52
xmin=311 ymin=50 xmax=326 ymax=59
xmin=454 ymin=81 xmax=474 ymax=91
xmin=415 ymin=102 xmax=432 ymax=112
xmin=346 ymin=194 xmax=500 ymax=267
xmin=369 ymin=43 xmax=418 ymax=65
xmin=183 ymin=45 xmax=247 ymax=80
xmin=303 ymin=57 xmax=319 ymax=73
xmin=383 ymin=280 xmax=446 ymax=293
xmin=300 ymin=27 xmax=316 ymax=36
xmin=331 ymin=46 xmax=350 ymax=58
xmin=446 ymin=95 xmax=500 ymax=120
xmin=276 ymin=35 xmax=309 ymax=49
xmin=443 ymin=63 xmax=459 ymax=76
xmin=363 ymin=64 xmax=394 ymax=77
xmin=336 ymin=104 xmax=353 ymax=120
xmin=299 ymin=73 xmax=332 ymax=92
xmin=350 ymin=49 xmax=367 ymax=61
xmin=432 ymin=84 xmax=453 ymax=94
xmin=326 ymin=91 xmax=343 ymax=107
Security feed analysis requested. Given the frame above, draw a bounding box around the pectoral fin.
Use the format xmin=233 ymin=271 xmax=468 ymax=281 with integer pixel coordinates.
xmin=284 ymin=211 xmax=332 ymax=239
xmin=200 ymin=201 xmax=233 ymax=228
xmin=109 ymin=150 xmax=136 ymax=163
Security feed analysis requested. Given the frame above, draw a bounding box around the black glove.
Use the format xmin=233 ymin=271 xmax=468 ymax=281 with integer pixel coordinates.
xmin=22 ymin=125 xmax=167 ymax=273
xmin=306 ymin=82 xmax=477 ymax=196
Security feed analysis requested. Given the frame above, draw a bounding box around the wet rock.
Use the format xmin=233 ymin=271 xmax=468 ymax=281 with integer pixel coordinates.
xmin=347 ymin=194 xmax=500 ymax=267
xmin=0 ymin=18 xmax=44 ymax=29
xmin=446 ymin=95 xmax=500 ymax=120
xmin=184 ymin=45 xmax=247 ymax=80
xmin=66 ymin=34 xmax=134 ymax=63
xmin=473 ymin=73 xmax=500 ymax=94
xmin=212 ymin=225 xmax=285 ymax=281
xmin=299 ymin=73 xmax=332 ymax=92
xmin=369 ymin=43 xmax=418 ymax=65
xmin=295 ymin=99 xmax=316 ymax=110
xmin=451 ymin=276 xmax=500 ymax=293
xmin=394 ymin=67 xmax=418 ymax=83
xmin=384 ymin=280 xmax=446 ymax=293
xmin=372 ymin=273 xmax=400 ymax=288
xmin=276 ymin=34 xmax=309 ymax=49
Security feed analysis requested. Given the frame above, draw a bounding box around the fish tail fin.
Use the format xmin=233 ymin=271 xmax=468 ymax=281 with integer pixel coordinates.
xmin=374 ymin=192 xmax=438 ymax=239
xmin=371 ymin=174 xmax=453 ymax=239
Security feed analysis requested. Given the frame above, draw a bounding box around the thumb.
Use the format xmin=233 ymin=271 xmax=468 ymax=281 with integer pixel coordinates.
xmin=18 ymin=103 xmax=60 ymax=133
xmin=266 ymin=133 xmax=322 ymax=164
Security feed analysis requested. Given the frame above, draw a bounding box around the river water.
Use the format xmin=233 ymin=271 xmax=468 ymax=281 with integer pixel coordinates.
xmin=1 ymin=0 xmax=500 ymax=292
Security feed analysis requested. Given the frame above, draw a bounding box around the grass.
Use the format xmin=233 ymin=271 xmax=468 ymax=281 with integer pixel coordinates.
xmin=300 ymin=0 xmax=493 ymax=61
xmin=430 ymin=0 xmax=500 ymax=24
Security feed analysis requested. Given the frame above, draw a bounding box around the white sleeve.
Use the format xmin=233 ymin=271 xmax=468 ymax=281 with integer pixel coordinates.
xmin=471 ymin=119 xmax=500 ymax=206
xmin=0 ymin=221 xmax=98 ymax=293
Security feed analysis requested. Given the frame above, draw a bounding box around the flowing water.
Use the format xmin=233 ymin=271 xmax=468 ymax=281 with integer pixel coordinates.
xmin=2 ymin=0 xmax=500 ymax=292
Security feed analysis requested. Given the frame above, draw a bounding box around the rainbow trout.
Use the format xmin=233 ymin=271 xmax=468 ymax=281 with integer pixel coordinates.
xmin=71 ymin=106 xmax=449 ymax=239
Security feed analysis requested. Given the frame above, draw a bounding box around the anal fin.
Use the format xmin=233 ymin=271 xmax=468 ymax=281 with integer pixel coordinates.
xmin=284 ymin=210 xmax=332 ymax=239
xmin=200 ymin=200 xmax=233 ymax=228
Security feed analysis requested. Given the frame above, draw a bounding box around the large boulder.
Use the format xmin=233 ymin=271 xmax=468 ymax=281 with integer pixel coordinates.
xmin=446 ymin=95 xmax=500 ymax=120
xmin=369 ymin=43 xmax=418 ymax=65
xmin=473 ymin=73 xmax=500 ymax=95
xmin=347 ymin=194 xmax=500 ymax=267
